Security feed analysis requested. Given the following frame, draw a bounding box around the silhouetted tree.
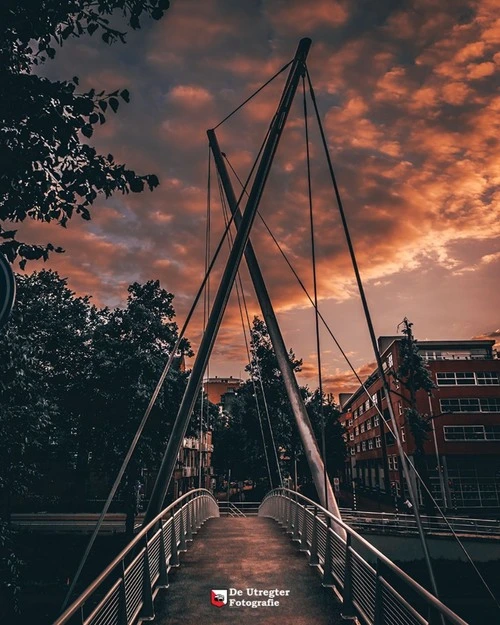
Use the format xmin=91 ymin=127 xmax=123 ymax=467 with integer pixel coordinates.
xmin=393 ymin=318 xmax=436 ymax=514
xmin=0 ymin=0 xmax=170 ymax=266
xmin=212 ymin=317 xmax=346 ymax=493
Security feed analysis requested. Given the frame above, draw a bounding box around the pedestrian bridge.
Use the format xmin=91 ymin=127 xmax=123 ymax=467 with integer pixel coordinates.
xmin=54 ymin=489 xmax=468 ymax=625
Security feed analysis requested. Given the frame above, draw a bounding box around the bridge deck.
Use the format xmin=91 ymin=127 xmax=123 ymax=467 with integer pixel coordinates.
xmin=153 ymin=516 xmax=342 ymax=625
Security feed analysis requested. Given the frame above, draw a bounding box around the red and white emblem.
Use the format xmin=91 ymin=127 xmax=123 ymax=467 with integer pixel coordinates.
xmin=211 ymin=589 xmax=228 ymax=607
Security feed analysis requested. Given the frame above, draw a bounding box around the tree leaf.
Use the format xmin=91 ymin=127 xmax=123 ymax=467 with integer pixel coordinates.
xmin=109 ymin=97 xmax=119 ymax=113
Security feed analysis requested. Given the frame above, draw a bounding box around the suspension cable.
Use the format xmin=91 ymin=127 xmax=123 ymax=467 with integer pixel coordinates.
xmin=199 ymin=147 xmax=212 ymax=489
xmin=302 ymin=74 xmax=329 ymax=510
xmin=303 ymin=65 xmax=500 ymax=610
xmin=60 ymin=133 xmax=263 ymax=614
xmin=217 ymin=174 xmax=274 ymax=489
xmin=218 ymin=171 xmax=281 ymax=486
xmin=213 ymin=60 xmax=293 ymax=130
xmin=223 ymin=153 xmax=500 ymax=612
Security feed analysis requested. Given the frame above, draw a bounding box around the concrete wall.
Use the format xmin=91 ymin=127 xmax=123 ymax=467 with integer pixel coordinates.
xmin=356 ymin=532 xmax=500 ymax=563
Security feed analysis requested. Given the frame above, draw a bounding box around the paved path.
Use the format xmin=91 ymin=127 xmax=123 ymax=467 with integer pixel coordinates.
xmin=153 ymin=516 xmax=342 ymax=625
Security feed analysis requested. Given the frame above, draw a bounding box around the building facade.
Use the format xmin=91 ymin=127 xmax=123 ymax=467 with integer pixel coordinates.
xmin=172 ymin=431 xmax=215 ymax=498
xmin=339 ymin=338 xmax=500 ymax=511
xmin=204 ymin=376 xmax=242 ymax=406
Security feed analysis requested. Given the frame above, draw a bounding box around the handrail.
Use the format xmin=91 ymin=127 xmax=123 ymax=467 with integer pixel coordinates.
xmin=53 ymin=489 xmax=219 ymax=625
xmin=260 ymin=488 xmax=469 ymax=625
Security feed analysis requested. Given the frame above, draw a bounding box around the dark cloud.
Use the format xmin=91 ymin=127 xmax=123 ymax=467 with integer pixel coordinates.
xmin=18 ymin=0 xmax=500 ymax=393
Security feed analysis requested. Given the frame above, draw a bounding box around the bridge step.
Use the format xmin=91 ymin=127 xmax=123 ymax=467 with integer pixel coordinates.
xmin=152 ymin=516 xmax=343 ymax=624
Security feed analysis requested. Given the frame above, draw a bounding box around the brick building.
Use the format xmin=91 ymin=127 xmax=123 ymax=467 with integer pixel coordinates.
xmin=339 ymin=337 xmax=500 ymax=511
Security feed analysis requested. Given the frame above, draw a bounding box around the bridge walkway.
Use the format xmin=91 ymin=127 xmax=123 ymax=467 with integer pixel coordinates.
xmin=153 ymin=516 xmax=342 ymax=625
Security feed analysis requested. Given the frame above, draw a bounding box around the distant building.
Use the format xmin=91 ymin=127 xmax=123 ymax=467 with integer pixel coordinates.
xmin=204 ymin=376 xmax=243 ymax=414
xmin=172 ymin=431 xmax=215 ymax=498
xmin=339 ymin=338 xmax=500 ymax=510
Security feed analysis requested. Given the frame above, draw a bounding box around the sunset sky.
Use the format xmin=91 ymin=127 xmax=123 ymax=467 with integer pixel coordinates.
xmin=21 ymin=0 xmax=500 ymax=397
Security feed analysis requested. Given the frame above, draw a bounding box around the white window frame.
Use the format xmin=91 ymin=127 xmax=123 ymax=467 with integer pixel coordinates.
xmin=375 ymin=436 xmax=381 ymax=448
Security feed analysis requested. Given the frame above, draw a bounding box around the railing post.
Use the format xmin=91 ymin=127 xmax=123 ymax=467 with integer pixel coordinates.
xmin=191 ymin=498 xmax=198 ymax=534
xmin=118 ymin=560 xmax=128 ymax=625
xmin=179 ymin=507 xmax=187 ymax=552
xmin=374 ymin=558 xmax=384 ymax=625
xmin=158 ymin=518 xmax=169 ymax=588
xmin=322 ymin=517 xmax=335 ymax=587
xmin=186 ymin=503 xmax=193 ymax=541
xmin=292 ymin=493 xmax=300 ymax=541
xmin=341 ymin=533 xmax=356 ymax=620
xmin=309 ymin=506 xmax=320 ymax=566
xmin=299 ymin=503 xmax=309 ymax=551
xmin=287 ymin=496 xmax=294 ymax=533
xmin=171 ymin=510 xmax=181 ymax=563
xmin=140 ymin=540 xmax=155 ymax=621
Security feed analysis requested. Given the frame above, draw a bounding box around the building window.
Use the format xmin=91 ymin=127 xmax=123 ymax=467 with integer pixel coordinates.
xmin=375 ymin=436 xmax=381 ymax=448
xmin=361 ymin=441 xmax=367 ymax=451
xmin=440 ymin=398 xmax=500 ymax=413
xmin=348 ymin=418 xmax=353 ymax=427
xmin=356 ymin=443 xmax=361 ymax=453
xmin=359 ymin=404 xmax=364 ymax=415
xmin=353 ymin=408 xmax=358 ymax=418
xmin=393 ymin=455 xmax=399 ymax=470
xmin=355 ymin=426 xmax=359 ymax=436
xmin=349 ymin=432 xmax=354 ymax=441
xmin=401 ymin=426 xmax=406 ymax=442
xmin=444 ymin=425 xmax=500 ymax=441
xmin=365 ymin=399 xmax=370 ymax=411
xmin=374 ymin=414 xmax=380 ymax=427
xmin=398 ymin=401 xmax=403 ymax=415
xmin=388 ymin=353 xmax=394 ymax=368
xmin=350 ymin=447 xmax=355 ymax=455
xmin=436 ymin=372 xmax=475 ymax=386
xmin=388 ymin=456 xmax=393 ymax=470
xmin=372 ymin=393 xmax=378 ymax=405
xmin=366 ymin=418 xmax=372 ymax=430
xmin=476 ymin=372 xmax=500 ymax=385
xmin=368 ymin=439 xmax=374 ymax=450
xmin=360 ymin=422 xmax=365 ymax=433
xmin=437 ymin=371 xmax=499 ymax=386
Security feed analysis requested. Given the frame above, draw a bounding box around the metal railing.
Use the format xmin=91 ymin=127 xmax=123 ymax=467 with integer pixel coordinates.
xmin=259 ymin=488 xmax=469 ymax=625
xmin=218 ymin=501 xmax=260 ymax=516
xmin=53 ymin=489 xmax=219 ymax=625
xmin=337 ymin=510 xmax=500 ymax=537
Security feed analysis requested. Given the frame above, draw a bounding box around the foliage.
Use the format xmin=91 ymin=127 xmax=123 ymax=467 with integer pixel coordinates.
xmin=0 ymin=271 xmax=191 ymax=510
xmin=0 ymin=0 xmax=170 ymax=266
xmin=393 ymin=318 xmax=436 ymax=513
xmin=393 ymin=318 xmax=435 ymax=452
xmin=0 ymin=269 xmax=193 ymax=605
xmin=212 ymin=317 xmax=346 ymax=492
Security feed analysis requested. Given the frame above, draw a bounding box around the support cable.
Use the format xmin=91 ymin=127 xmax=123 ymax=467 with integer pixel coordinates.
xmin=224 ymin=154 xmax=500 ymax=612
xmin=213 ymin=61 xmax=293 ymax=130
xmin=60 ymin=158 xmax=245 ymax=614
xmin=303 ymin=75 xmax=329 ymax=510
xmin=199 ymin=147 xmax=212 ymax=489
xmin=217 ymin=175 xmax=274 ymax=489
xmin=305 ymin=64 xmax=440 ymax=602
